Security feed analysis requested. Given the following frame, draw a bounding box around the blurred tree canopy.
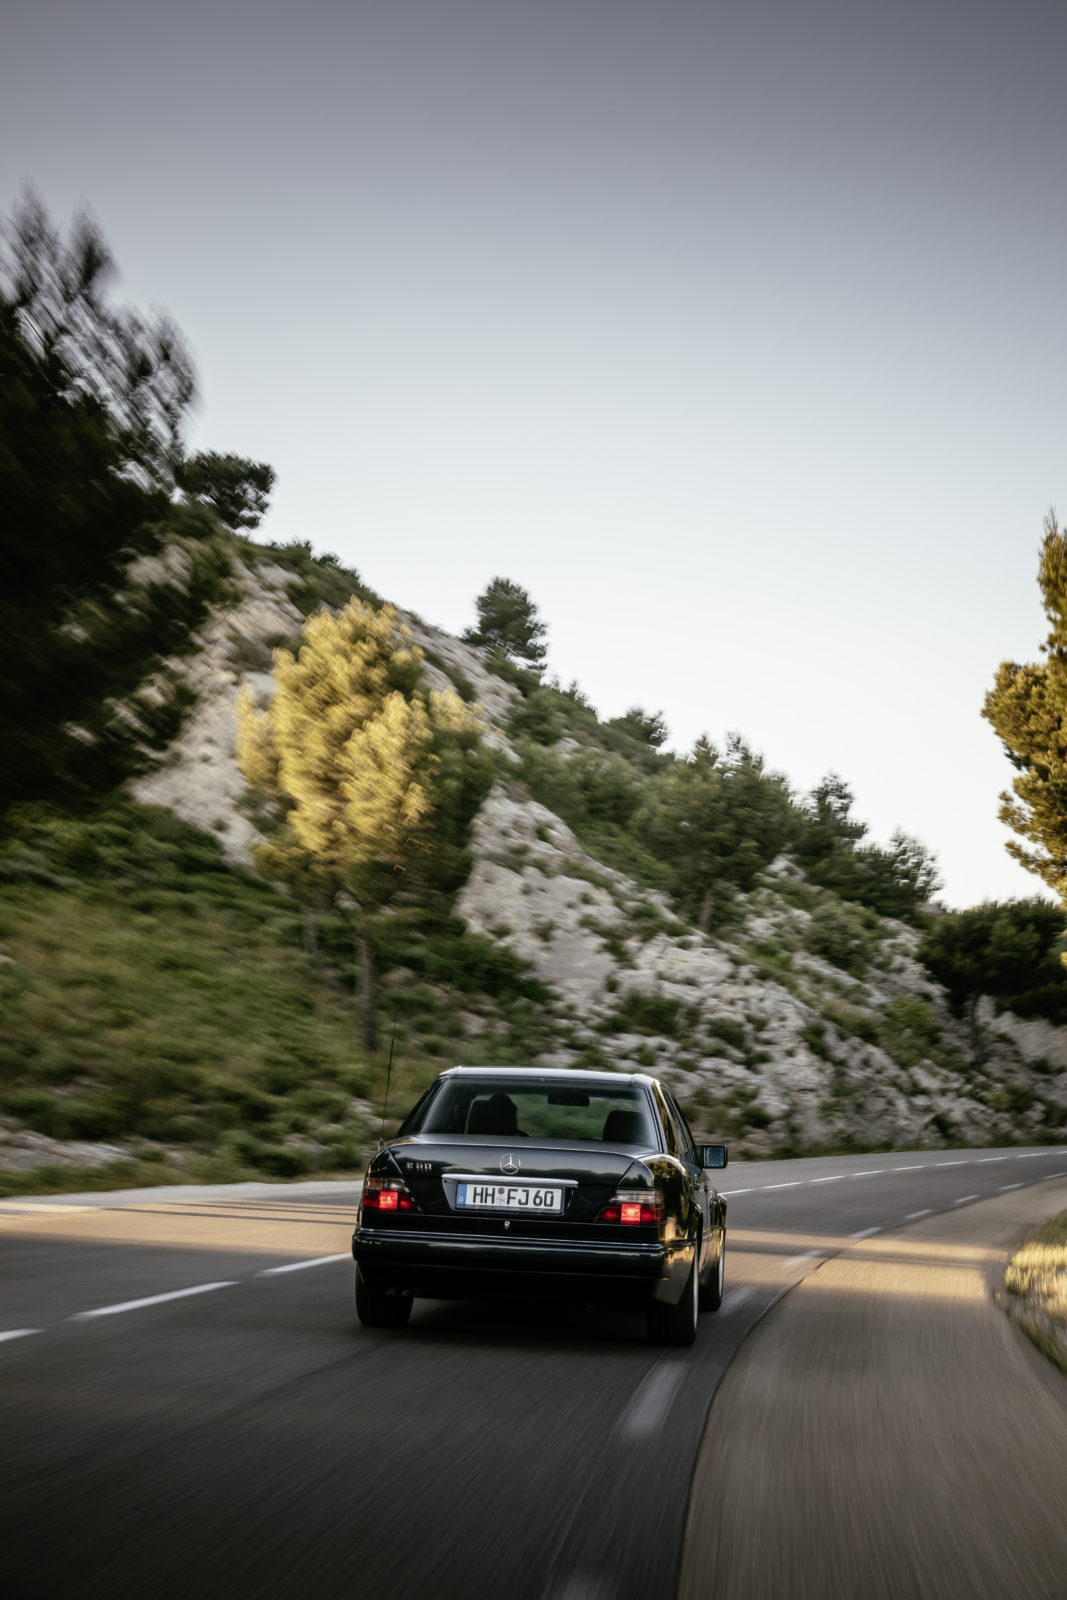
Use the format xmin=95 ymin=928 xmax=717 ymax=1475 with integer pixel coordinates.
xmin=637 ymin=736 xmax=795 ymax=927
xmin=606 ymin=706 xmax=669 ymax=750
xmin=3 ymin=194 xmax=193 ymax=490
xmin=805 ymin=899 xmax=878 ymax=978
xmin=462 ymin=577 xmax=548 ymax=670
xmin=794 ymin=775 xmax=939 ymax=921
xmin=177 ymin=451 xmax=275 ymax=531
xmin=984 ymin=511 xmax=1067 ymax=903
xmin=0 ymin=195 xmax=263 ymax=814
xmin=919 ymin=899 xmax=1067 ymax=1026
xmin=237 ymin=600 xmax=492 ymax=1045
xmin=794 ymin=774 xmax=867 ymax=866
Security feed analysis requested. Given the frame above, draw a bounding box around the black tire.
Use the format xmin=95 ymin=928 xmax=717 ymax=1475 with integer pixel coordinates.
xmin=700 ymin=1230 xmax=725 ymax=1313
xmin=355 ymin=1267 xmax=413 ymax=1329
xmin=647 ymin=1245 xmax=699 ymax=1346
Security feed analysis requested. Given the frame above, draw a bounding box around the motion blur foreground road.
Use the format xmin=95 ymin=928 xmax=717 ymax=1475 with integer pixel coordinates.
xmin=3 ymin=1148 xmax=1067 ymax=1600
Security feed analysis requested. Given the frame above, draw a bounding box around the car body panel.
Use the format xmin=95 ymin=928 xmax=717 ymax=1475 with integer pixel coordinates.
xmin=352 ymin=1067 xmax=726 ymax=1316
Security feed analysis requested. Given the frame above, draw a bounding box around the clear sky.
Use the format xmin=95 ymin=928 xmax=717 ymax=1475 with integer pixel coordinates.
xmin=4 ymin=0 xmax=1066 ymax=907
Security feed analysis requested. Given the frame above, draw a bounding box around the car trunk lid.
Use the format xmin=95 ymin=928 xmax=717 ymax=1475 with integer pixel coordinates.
xmin=388 ymin=1135 xmax=649 ymax=1223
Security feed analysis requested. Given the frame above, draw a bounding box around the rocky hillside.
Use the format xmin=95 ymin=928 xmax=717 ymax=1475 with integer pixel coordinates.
xmin=119 ymin=542 xmax=1067 ymax=1157
xmin=4 ymin=537 xmax=1066 ymax=1193
xmin=459 ymin=787 xmax=1067 ymax=1152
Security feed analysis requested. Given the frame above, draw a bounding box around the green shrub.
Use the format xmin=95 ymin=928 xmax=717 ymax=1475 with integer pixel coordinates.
xmin=605 ymin=990 xmax=682 ymax=1037
xmin=253 ymin=1142 xmax=312 ymax=1178
xmin=919 ymin=899 xmax=1067 ymax=1026
xmin=801 ymin=1021 xmax=832 ymax=1060
xmin=705 ymin=1017 xmax=747 ymax=1052
xmin=748 ymin=941 xmax=794 ymax=982
xmin=382 ymin=987 xmax=437 ymax=1017
xmin=510 ymin=689 xmax=568 ymax=744
xmin=258 ymin=539 xmax=382 ymax=616
xmin=805 ymin=901 xmax=874 ymax=977
xmin=880 ymin=996 xmax=940 ymax=1068
xmin=822 ymin=1000 xmax=880 ymax=1043
xmin=370 ymin=911 xmax=547 ymax=1003
xmin=994 ymin=1083 xmax=1036 ymax=1114
xmin=775 ymin=878 xmax=822 ymax=913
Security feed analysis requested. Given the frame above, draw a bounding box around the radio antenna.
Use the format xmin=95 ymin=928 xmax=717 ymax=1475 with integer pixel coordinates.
xmin=379 ymin=1024 xmax=396 ymax=1148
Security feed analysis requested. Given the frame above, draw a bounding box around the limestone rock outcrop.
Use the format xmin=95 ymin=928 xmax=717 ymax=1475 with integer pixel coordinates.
xmin=123 ymin=545 xmax=1067 ymax=1157
xmin=129 ymin=556 xmax=303 ymax=864
xmin=458 ymin=783 xmax=1067 ymax=1154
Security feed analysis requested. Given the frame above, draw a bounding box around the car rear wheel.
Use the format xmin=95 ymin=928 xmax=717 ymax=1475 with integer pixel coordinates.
xmin=700 ymin=1230 xmax=725 ymax=1313
xmin=355 ymin=1267 xmax=413 ymax=1329
xmin=647 ymin=1246 xmax=699 ymax=1346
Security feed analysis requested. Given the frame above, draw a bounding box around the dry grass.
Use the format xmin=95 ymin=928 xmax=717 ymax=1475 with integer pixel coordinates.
xmin=1005 ymin=1207 xmax=1067 ymax=1374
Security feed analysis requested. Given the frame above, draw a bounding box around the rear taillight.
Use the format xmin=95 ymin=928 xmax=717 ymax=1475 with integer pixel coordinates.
xmin=362 ymin=1173 xmax=419 ymax=1213
xmin=596 ymin=1188 xmax=664 ymax=1225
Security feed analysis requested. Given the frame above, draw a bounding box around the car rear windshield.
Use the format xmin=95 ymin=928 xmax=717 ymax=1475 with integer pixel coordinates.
xmin=409 ymin=1080 xmax=656 ymax=1145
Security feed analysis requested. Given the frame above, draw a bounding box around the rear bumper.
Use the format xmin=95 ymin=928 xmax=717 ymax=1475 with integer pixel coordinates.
xmin=352 ymin=1225 xmax=693 ymax=1306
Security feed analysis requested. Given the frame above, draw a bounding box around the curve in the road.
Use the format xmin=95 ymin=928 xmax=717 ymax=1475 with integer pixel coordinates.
xmin=2 ymin=1148 xmax=1066 ymax=1600
xmin=679 ymin=1175 xmax=1067 ymax=1600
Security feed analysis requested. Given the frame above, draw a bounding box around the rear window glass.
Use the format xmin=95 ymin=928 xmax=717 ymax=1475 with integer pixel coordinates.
xmin=408 ymin=1080 xmax=656 ymax=1145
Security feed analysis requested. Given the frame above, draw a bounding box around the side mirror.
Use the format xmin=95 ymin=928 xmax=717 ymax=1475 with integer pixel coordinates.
xmin=700 ymin=1144 xmax=728 ymax=1170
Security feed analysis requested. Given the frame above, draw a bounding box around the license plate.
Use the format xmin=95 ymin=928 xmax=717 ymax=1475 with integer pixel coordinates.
xmin=457 ymin=1182 xmax=563 ymax=1213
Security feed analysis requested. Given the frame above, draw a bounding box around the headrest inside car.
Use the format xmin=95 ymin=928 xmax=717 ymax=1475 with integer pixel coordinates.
xmin=602 ymin=1109 xmax=645 ymax=1144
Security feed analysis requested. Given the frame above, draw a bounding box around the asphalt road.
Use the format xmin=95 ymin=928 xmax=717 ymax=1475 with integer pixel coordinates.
xmin=2 ymin=1147 xmax=1066 ymax=1600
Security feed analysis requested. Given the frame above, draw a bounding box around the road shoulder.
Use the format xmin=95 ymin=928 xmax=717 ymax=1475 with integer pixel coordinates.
xmin=679 ymin=1180 xmax=1067 ymax=1600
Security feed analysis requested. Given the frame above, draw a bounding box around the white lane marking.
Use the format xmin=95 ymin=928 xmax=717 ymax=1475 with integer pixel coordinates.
xmin=1000 ymin=1184 xmax=1023 ymax=1192
xmin=0 ymin=1329 xmax=40 ymax=1344
xmin=1044 ymin=1172 xmax=1067 ymax=1180
xmin=851 ymin=1227 xmax=881 ymax=1239
xmin=954 ymin=1195 xmax=979 ymax=1205
xmin=257 ymin=1254 xmax=349 ymax=1275
xmin=721 ymin=1188 xmax=752 ymax=1196
xmin=977 ymin=1157 xmax=1007 ymax=1164
xmin=810 ymin=1175 xmax=843 ymax=1184
xmin=722 ymin=1285 xmax=755 ymax=1312
xmin=1017 ymin=1153 xmax=1046 ymax=1159
xmin=764 ymin=1182 xmax=800 ymax=1190
xmin=616 ymin=1361 xmax=687 ymax=1439
xmin=894 ymin=1164 xmax=926 ymax=1171
xmin=906 ymin=1209 xmax=932 ymax=1220
xmin=853 ymin=1169 xmax=884 ymax=1176
xmin=783 ymin=1250 xmax=822 ymax=1269
xmin=71 ymin=1282 xmax=237 ymax=1320
xmin=936 ymin=1160 xmax=966 ymax=1167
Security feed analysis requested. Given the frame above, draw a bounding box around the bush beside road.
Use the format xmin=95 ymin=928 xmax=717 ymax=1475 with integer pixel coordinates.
xmin=1005 ymin=1206 xmax=1067 ymax=1374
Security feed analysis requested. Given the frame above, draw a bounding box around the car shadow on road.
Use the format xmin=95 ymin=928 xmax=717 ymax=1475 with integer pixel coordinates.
xmin=370 ymin=1293 xmax=656 ymax=1353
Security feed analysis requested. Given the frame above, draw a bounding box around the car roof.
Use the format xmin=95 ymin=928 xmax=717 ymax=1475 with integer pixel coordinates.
xmin=440 ymin=1066 xmax=658 ymax=1089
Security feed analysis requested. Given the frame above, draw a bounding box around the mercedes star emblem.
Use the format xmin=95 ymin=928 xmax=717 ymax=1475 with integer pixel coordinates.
xmin=500 ymin=1153 xmax=521 ymax=1175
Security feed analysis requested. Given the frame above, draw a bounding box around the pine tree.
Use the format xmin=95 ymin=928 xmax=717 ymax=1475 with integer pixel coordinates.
xmin=607 ymin=707 xmax=669 ymax=750
xmin=462 ymin=577 xmax=548 ymax=669
xmin=238 ymin=599 xmax=489 ymax=1047
xmin=793 ymin=776 xmax=939 ymax=919
xmin=984 ymin=511 xmax=1067 ymax=900
xmin=637 ymin=735 xmax=794 ymax=928
xmin=177 ymin=452 xmax=276 ymax=531
xmin=0 ymin=194 xmax=234 ymax=814
xmin=919 ymin=898 xmax=1067 ymax=1060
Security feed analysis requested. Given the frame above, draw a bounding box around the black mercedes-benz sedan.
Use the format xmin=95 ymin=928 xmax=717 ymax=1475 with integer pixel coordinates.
xmin=351 ymin=1067 xmax=728 ymax=1345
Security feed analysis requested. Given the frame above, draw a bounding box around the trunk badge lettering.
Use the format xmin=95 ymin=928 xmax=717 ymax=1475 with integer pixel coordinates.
xmin=500 ymin=1154 xmax=521 ymax=1175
